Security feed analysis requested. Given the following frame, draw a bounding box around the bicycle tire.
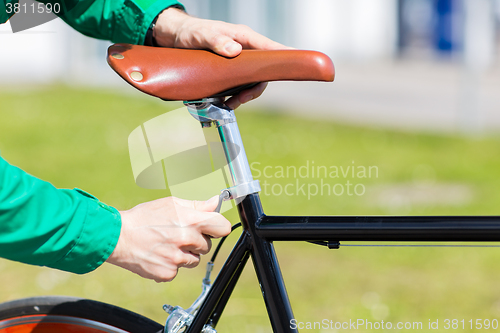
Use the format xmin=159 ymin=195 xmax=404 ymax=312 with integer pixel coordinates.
xmin=0 ymin=296 xmax=164 ymax=333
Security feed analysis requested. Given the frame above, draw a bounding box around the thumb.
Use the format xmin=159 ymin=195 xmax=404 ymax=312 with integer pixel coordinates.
xmin=172 ymin=195 xmax=219 ymax=212
xmin=199 ymin=195 xmax=220 ymax=212
xmin=181 ymin=195 xmax=219 ymax=212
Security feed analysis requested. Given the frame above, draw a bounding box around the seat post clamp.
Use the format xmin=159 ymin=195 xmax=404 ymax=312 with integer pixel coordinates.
xmin=184 ymin=99 xmax=236 ymax=127
xmin=222 ymin=180 xmax=261 ymax=201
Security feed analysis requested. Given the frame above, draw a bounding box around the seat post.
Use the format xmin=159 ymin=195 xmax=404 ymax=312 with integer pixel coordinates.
xmin=184 ymin=98 xmax=260 ymax=201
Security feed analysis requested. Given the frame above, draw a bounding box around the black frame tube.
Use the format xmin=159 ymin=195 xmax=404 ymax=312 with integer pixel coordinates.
xmin=237 ymin=194 xmax=297 ymax=333
xmin=209 ymin=249 xmax=251 ymax=327
xmin=187 ymin=232 xmax=251 ymax=333
xmin=256 ymin=215 xmax=500 ymax=242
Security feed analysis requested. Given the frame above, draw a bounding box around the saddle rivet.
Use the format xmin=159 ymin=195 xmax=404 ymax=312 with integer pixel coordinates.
xmin=111 ymin=53 xmax=124 ymax=59
xmin=130 ymin=71 xmax=143 ymax=81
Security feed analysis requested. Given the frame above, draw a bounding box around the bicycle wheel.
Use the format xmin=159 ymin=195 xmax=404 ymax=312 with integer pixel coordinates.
xmin=0 ymin=296 xmax=164 ymax=333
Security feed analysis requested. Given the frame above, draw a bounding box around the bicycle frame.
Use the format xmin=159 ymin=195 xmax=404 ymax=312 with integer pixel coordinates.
xmin=180 ymin=99 xmax=500 ymax=333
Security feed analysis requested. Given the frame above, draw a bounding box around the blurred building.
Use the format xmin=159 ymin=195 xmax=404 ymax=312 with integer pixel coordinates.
xmin=1 ymin=0 xmax=500 ymax=131
xmin=1 ymin=0 xmax=499 ymax=83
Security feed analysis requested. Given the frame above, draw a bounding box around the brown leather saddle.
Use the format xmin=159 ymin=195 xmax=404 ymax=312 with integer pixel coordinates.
xmin=107 ymin=44 xmax=335 ymax=102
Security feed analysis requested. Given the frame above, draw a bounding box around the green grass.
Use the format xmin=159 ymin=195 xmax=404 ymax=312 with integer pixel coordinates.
xmin=1 ymin=85 xmax=500 ymax=332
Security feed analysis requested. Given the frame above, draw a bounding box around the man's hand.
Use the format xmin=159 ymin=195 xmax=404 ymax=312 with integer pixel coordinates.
xmin=107 ymin=196 xmax=231 ymax=282
xmin=153 ymin=7 xmax=290 ymax=109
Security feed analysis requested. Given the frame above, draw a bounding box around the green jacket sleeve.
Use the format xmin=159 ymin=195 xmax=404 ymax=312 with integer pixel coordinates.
xmin=1 ymin=0 xmax=184 ymax=45
xmin=0 ymin=155 xmax=121 ymax=274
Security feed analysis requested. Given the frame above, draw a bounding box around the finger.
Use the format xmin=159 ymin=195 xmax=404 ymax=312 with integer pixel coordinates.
xmin=154 ymin=268 xmax=178 ymax=283
xmin=180 ymin=231 xmax=212 ymax=255
xmin=181 ymin=209 xmax=231 ymax=238
xmin=199 ymin=28 xmax=243 ymax=57
xmin=196 ymin=214 xmax=231 ymax=238
xmin=219 ymin=24 xmax=291 ymax=51
xmin=169 ymin=249 xmax=202 ymax=269
xmin=201 ymin=235 xmax=212 ymax=254
xmin=173 ymin=195 xmax=219 ymax=212
xmin=225 ymin=82 xmax=268 ymax=110
xmin=170 ymin=201 xmax=231 ymax=238
xmin=180 ymin=251 xmax=201 ymax=268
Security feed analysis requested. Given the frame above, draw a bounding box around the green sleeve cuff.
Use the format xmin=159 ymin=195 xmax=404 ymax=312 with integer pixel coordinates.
xmin=50 ymin=189 xmax=122 ymax=274
xmin=56 ymin=0 xmax=184 ymax=45
xmin=0 ymin=1 xmax=13 ymax=24
xmin=130 ymin=0 xmax=184 ymax=45
xmin=0 ymin=156 xmax=121 ymax=274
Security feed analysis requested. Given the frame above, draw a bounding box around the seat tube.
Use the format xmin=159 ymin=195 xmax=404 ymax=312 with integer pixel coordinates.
xmin=184 ymin=98 xmax=260 ymax=198
xmin=216 ymin=120 xmax=253 ymax=185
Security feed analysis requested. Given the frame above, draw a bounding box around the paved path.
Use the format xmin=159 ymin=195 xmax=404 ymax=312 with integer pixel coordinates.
xmin=252 ymin=60 xmax=500 ymax=133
